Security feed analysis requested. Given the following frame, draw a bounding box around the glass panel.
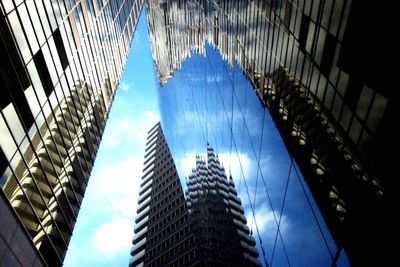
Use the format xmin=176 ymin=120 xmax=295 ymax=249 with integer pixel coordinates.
xmin=48 ymin=36 xmax=63 ymax=76
xmin=0 ymin=113 xmax=18 ymax=160
xmin=42 ymin=43 xmax=59 ymax=85
xmin=27 ymin=61 xmax=47 ymax=107
xmin=8 ymin=11 xmax=31 ymax=63
xmin=24 ymin=85 xmax=42 ymax=118
xmin=2 ymin=0 xmax=14 ymax=13
xmin=26 ymin=0 xmax=46 ymax=47
xmin=17 ymin=3 xmax=39 ymax=55
xmin=33 ymin=49 xmax=55 ymax=97
xmin=349 ymin=117 xmax=362 ymax=143
xmin=366 ymin=93 xmax=388 ymax=133
xmin=356 ymin=86 xmax=373 ymax=121
xmin=2 ymin=103 xmax=26 ymax=147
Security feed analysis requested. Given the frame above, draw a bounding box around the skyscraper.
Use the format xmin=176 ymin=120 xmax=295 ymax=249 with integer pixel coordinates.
xmin=130 ymin=122 xmax=195 ymax=266
xmin=0 ymin=0 xmax=143 ymax=265
xmin=131 ymin=123 xmax=260 ymax=266
xmin=146 ymin=1 xmax=391 ymax=264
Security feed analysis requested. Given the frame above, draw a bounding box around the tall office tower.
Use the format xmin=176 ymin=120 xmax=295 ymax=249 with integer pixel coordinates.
xmin=130 ymin=122 xmax=195 ymax=267
xmin=146 ymin=1 xmax=391 ymax=264
xmin=0 ymin=0 xmax=144 ymax=265
xmin=186 ymin=145 xmax=260 ymax=266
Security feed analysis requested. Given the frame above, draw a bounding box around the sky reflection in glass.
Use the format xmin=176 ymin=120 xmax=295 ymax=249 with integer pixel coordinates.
xmin=158 ymin=44 xmax=350 ymax=267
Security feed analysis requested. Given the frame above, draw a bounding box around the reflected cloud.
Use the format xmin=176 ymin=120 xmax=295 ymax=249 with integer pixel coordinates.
xmin=247 ymin=205 xmax=290 ymax=239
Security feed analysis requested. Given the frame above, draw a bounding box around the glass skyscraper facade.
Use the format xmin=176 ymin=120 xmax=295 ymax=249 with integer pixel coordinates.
xmin=147 ymin=1 xmax=391 ymax=265
xmin=158 ymin=45 xmax=348 ymax=266
xmin=0 ymin=0 xmax=143 ymax=265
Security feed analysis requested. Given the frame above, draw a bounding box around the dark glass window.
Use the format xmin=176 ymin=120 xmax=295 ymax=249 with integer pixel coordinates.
xmin=344 ymin=76 xmax=363 ymax=110
xmin=53 ymin=28 xmax=69 ymax=70
xmin=10 ymin=82 xmax=34 ymax=130
xmin=0 ymin=148 xmax=8 ymax=178
xmin=33 ymin=49 xmax=54 ymax=97
xmin=0 ymin=77 xmax=11 ymax=110
xmin=299 ymin=14 xmax=310 ymax=51
xmin=284 ymin=1 xmax=292 ymax=30
xmin=0 ymin=63 xmax=34 ymax=130
xmin=320 ymin=32 xmax=336 ymax=76
xmin=0 ymin=14 xmax=30 ymax=110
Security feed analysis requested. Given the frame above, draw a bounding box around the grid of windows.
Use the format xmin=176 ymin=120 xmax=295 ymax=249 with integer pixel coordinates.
xmin=131 ymin=123 xmax=194 ymax=267
xmin=0 ymin=0 xmax=143 ymax=265
xmin=147 ymin=1 xmax=389 ymax=265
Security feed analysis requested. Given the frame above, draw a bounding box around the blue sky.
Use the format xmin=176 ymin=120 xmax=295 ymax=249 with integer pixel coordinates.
xmin=63 ymin=11 xmax=160 ymax=267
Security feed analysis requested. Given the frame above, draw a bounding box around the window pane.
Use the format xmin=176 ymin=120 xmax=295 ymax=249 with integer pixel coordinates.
xmin=33 ymin=49 xmax=55 ymax=97
xmin=8 ymin=11 xmax=31 ymax=63
xmin=355 ymin=86 xmax=373 ymax=121
xmin=3 ymin=103 xmax=26 ymax=146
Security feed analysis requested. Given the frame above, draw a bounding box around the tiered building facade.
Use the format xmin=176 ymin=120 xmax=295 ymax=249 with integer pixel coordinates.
xmin=186 ymin=145 xmax=260 ymax=266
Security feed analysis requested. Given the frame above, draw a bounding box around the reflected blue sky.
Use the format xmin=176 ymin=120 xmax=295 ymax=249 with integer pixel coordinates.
xmin=158 ymin=45 xmax=350 ymax=267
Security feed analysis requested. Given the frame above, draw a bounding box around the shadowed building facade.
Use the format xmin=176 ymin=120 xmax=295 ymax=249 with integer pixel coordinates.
xmin=146 ymin=1 xmax=392 ymax=264
xmin=0 ymin=0 xmax=143 ymax=265
xmin=130 ymin=123 xmax=260 ymax=266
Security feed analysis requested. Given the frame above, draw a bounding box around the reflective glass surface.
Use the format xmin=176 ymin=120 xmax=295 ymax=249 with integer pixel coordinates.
xmin=159 ymin=44 xmax=350 ymax=266
xmin=1 ymin=0 xmax=144 ymax=265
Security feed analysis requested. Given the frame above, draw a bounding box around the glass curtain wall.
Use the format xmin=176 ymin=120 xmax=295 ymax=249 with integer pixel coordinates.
xmin=158 ymin=44 xmax=350 ymax=267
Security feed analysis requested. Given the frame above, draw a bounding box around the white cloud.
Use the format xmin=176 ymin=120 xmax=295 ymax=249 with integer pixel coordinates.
xmin=82 ymin=155 xmax=142 ymax=258
xmin=102 ymin=110 xmax=159 ymax=149
xmin=87 ymin=155 xmax=143 ymax=217
xmin=91 ymin=215 xmax=133 ymax=256
xmin=119 ymin=81 xmax=130 ymax=91
xmin=246 ymin=205 xmax=290 ymax=239
xmin=78 ymin=110 xmax=159 ymax=259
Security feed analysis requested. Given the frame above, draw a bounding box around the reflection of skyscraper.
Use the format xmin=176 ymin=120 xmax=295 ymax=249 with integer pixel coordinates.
xmin=146 ymin=1 xmax=391 ymax=264
xmin=187 ymin=145 xmax=260 ymax=266
xmin=131 ymin=124 xmax=260 ymax=266
xmin=0 ymin=0 xmax=143 ymax=265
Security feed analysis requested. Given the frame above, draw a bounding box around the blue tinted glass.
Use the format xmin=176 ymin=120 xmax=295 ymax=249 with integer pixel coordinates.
xmin=158 ymin=44 xmax=341 ymax=266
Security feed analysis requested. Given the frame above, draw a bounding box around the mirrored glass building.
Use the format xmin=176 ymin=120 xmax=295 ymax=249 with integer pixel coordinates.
xmin=0 ymin=0 xmax=143 ymax=265
xmin=147 ymin=1 xmax=392 ymax=265
xmin=158 ymin=46 xmax=345 ymax=266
